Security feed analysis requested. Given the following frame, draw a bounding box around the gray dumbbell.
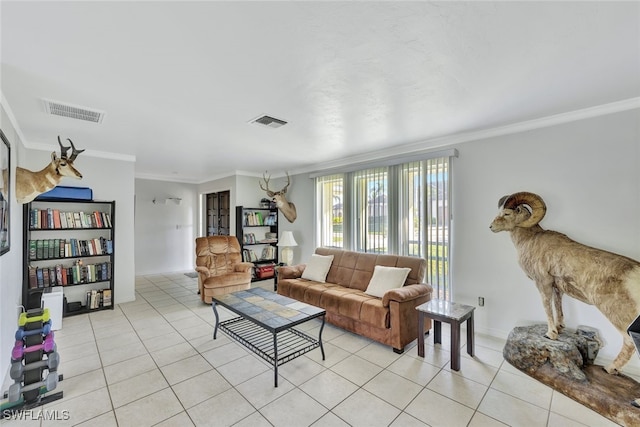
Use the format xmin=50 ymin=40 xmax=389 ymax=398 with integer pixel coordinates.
xmin=10 ymin=352 xmax=60 ymax=380
xmin=8 ymin=371 xmax=58 ymax=402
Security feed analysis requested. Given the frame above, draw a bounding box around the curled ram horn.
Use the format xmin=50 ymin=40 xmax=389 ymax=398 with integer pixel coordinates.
xmin=500 ymin=192 xmax=547 ymax=228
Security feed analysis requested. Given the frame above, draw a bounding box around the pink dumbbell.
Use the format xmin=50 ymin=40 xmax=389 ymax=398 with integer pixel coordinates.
xmin=12 ymin=333 xmax=55 ymax=360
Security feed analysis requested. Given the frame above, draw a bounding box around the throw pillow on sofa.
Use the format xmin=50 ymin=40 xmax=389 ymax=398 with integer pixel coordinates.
xmin=301 ymin=254 xmax=334 ymax=282
xmin=364 ymin=265 xmax=412 ymax=298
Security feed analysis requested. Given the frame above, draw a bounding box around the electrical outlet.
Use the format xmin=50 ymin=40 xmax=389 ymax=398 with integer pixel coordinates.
xmin=478 ymin=297 xmax=485 ymax=307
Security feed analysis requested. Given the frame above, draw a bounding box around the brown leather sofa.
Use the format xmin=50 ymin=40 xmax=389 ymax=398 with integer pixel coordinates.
xmin=195 ymin=236 xmax=253 ymax=304
xmin=277 ymin=247 xmax=433 ymax=353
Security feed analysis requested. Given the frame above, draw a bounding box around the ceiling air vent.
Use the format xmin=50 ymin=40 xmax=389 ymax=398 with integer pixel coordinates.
xmin=251 ymin=115 xmax=287 ymax=129
xmin=42 ymin=99 xmax=105 ymax=123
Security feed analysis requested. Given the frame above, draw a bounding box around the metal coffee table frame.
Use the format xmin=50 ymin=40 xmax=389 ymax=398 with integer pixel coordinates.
xmin=212 ymin=289 xmax=326 ymax=387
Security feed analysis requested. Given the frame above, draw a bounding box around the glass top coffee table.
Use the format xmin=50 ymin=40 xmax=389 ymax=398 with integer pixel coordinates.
xmin=212 ymin=287 xmax=326 ymax=387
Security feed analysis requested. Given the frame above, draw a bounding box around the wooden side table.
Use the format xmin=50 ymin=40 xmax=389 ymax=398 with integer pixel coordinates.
xmin=416 ymin=299 xmax=475 ymax=371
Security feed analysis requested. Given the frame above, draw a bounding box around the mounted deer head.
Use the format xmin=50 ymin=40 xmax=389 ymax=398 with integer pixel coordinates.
xmin=259 ymin=171 xmax=297 ymax=223
xmin=16 ymin=136 xmax=85 ymax=204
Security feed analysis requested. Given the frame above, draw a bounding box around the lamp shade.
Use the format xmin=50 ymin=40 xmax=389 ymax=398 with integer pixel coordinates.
xmin=277 ymin=231 xmax=298 ymax=247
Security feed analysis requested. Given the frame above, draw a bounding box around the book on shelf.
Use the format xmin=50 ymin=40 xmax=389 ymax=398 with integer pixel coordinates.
xmin=87 ymin=290 xmax=98 ymax=309
xmin=242 ymin=249 xmax=259 ymax=262
xmin=102 ymin=289 xmax=112 ymax=307
xmin=73 ymin=212 xmax=82 ymax=228
xmin=264 ymin=212 xmax=277 ymax=225
xmin=36 ymin=268 xmax=44 ymax=288
xmin=49 ymin=267 xmax=57 ymax=286
xmin=43 ymin=268 xmax=50 ymax=287
xmin=93 ymin=211 xmax=103 ymax=228
xmin=29 ymin=240 xmax=36 ymax=260
xmin=60 ymin=211 xmax=68 ymax=228
xmin=49 ymin=239 xmax=55 ymax=258
xmin=245 ymin=211 xmax=268 ymax=226
xmin=53 ymin=210 xmax=61 ymax=228
xmin=28 ymin=266 xmax=37 ymax=289
xmin=66 ymin=212 xmax=74 ymax=228
xmin=261 ymin=246 xmax=275 ymax=260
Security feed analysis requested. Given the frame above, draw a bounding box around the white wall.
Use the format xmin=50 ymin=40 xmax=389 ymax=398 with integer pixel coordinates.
xmin=0 ymin=103 xmax=26 ymax=386
xmin=19 ymin=150 xmax=137 ymax=306
xmin=193 ymin=173 xmax=314 ymax=266
xmin=235 ymin=173 xmax=315 ymax=265
xmin=280 ymin=108 xmax=639 ymax=372
xmin=452 ymin=108 xmax=640 ymax=370
xmin=1 ymin=97 xmax=137 ymax=385
xmin=274 ymin=173 xmax=315 ymax=266
xmin=134 ymin=179 xmax=198 ymax=274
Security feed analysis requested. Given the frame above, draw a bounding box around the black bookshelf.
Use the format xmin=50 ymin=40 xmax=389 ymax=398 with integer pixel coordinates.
xmin=235 ymin=206 xmax=278 ymax=281
xmin=23 ymin=199 xmax=115 ymax=316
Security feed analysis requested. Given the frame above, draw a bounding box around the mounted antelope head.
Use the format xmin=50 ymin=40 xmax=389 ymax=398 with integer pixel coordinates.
xmin=259 ymin=171 xmax=297 ymax=223
xmin=16 ymin=136 xmax=85 ymax=204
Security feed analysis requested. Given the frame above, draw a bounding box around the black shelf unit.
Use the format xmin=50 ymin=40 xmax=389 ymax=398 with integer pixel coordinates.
xmin=235 ymin=205 xmax=278 ymax=281
xmin=23 ymin=199 xmax=115 ymax=317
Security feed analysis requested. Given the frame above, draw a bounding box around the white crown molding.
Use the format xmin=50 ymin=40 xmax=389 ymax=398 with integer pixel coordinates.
xmin=135 ymin=172 xmax=200 ymax=184
xmin=0 ymin=92 xmax=29 ymax=146
xmin=296 ymin=97 xmax=640 ymax=176
xmin=235 ymin=170 xmax=289 ymax=179
xmin=191 ymin=170 xmax=288 ymax=185
xmin=25 ymin=142 xmax=136 ymax=163
xmin=9 ymin=94 xmax=639 ymax=183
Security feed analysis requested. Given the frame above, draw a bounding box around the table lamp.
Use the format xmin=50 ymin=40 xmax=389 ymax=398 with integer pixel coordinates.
xmin=277 ymin=231 xmax=298 ymax=265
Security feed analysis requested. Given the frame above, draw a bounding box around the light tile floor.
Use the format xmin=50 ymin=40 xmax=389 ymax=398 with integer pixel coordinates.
xmin=3 ymin=272 xmax=621 ymax=426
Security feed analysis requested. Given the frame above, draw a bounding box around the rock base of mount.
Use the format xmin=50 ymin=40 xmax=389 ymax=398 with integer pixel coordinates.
xmin=504 ymin=324 xmax=640 ymax=426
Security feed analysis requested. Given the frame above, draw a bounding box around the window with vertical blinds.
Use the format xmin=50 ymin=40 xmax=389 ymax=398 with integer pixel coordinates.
xmin=315 ymin=153 xmax=453 ymax=300
xmin=316 ymin=174 xmax=344 ymax=248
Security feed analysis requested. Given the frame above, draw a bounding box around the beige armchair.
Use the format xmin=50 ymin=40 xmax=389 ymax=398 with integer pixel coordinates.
xmin=194 ymin=236 xmax=253 ymax=303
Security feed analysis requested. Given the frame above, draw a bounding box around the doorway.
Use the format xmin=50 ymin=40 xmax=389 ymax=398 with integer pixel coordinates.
xmin=205 ymin=191 xmax=230 ymax=236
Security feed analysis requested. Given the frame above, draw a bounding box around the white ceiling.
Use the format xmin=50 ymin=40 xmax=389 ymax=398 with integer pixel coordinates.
xmin=2 ymin=1 xmax=639 ymax=183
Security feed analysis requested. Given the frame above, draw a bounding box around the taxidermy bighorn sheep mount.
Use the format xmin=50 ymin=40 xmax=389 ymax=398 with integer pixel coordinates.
xmin=16 ymin=136 xmax=84 ymax=204
xmin=259 ymin=172 xmax=297 ymax=223
xmin=490 ymin=191 xmax=640 ymax=375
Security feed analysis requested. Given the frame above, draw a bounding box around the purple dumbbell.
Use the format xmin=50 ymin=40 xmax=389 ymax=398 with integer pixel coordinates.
xmin=15 ymin=321 xmax=52 ymax=341
xmin=12 ymin=332 xmax=55 ymax=360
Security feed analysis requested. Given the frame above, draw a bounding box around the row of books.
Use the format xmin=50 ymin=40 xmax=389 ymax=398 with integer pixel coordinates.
xmin=243 ymin=211 xmax=277 ymax=226
xmin=28 ymin=262 xmax=113 ymax=288
xmin=243 ymin=233 xmax=258 ymax=244
xmin=86 ymin=289 xmax=112 ymax=309
xmin=242 ymin=247 xmax=276 ymax=263
xmin=30 ymin=208 xmax=112 ymax=230
xmin=29 ymin=238 xmax=113 ymax=260
xmin=261 ymin=246 xmax=276 ymax=260
xmin=243 ymin=233 xmax=277 ymax=245
xmin=242 ymin=249 xmax=259 ymax=262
